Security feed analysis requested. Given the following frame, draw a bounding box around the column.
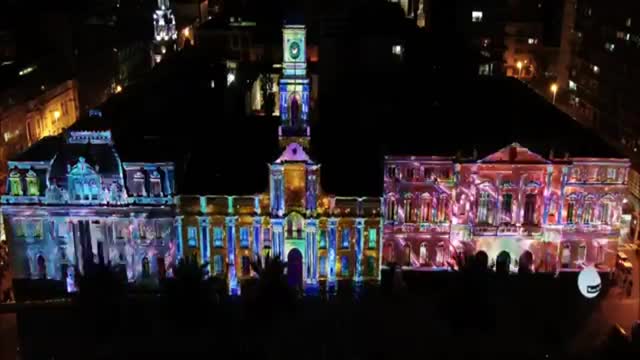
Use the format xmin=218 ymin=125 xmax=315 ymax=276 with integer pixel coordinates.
xmin=253 ymin=217 xmax=262 ymax=260
xmin=557 ymin=167 xmax=568 ymax=225
xmin=516 ymin=173 xmax=525 ymax=225
xmin=495 ymin=174 xmax=502 ymax=225
xmin=174 ymin=216 xmax=184 ymax=260
xmin=199 ymin=217 xmax=210 ymax=274
xmin=543 ymin=166 xmax=553 ymax=224
xmin=328 ymin=218 xmax=338 ymax=290
xmin=305 ymin=219 xmax=318 ymax=291
xmin=271 ymin=219 xmax=285 ymax=261
xmin=225 ymin=216 xmax=239 ymax=295
xmin=355 ymin=218 xmax=364 ymax=283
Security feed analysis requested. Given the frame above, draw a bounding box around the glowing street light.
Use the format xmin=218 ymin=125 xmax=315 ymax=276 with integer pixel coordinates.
xmin=550 ymin=83 xmax=558 ymax=104
xmin=53 ymin=110 xmax=61 ymax=121
xmin=516 ymin=61 xmax=523 ymax=78
xmin=115 ymin=84 xmax=123 ymax=94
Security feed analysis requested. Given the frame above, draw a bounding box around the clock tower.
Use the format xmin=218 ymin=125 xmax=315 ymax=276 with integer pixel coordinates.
xmin=279 ymin=24 xmax=311 ymax=149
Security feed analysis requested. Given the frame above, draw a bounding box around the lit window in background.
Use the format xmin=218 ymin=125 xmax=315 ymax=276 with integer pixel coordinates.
xmin=604 ymin=42 xmax=615 ymax=52
xmin=392 ymin=45 xmax=403 ymax=55
xmin=627 ymin=17 xmax=632 ymax=27
xmin=472 ymin=11 xmax=483 ymax=22
xmin=569 ymin=80 xmax=577 ymax=91
xmin=227 ymin=72 xmax=235 ymax=86
xmin=528 ymin=38 xmax=537 ymax=45
xmin=592 ymin=65 xmax=600 ymax=74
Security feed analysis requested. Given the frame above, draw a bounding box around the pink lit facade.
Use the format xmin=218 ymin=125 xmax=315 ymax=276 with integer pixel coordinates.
xmin=383 ymin=143 xmax=630 ymax=272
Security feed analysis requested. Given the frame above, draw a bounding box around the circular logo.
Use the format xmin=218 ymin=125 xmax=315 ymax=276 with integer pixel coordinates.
xmin=289 ymin=41 xmax=301 ymax=60
xmin=578 ymin=266 xmax=602 ymax=299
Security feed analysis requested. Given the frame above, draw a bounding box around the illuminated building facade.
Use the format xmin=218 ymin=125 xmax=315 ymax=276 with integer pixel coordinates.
xmin=1 ymin=131 xmax=176 ymax=283
xmin=2 ymin=25 xmax=382 ymax=294
xmin=0 ymin=79 xmax=80 ymax=188
xmin=383 ymin=144 xmax=630 ymax=272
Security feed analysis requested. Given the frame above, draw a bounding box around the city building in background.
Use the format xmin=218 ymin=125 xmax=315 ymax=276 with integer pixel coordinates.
xmin=2 ymin=25 xmax=382 ymax=295
xmin=0 ymin=70 xmax=80 ymax=187
xmin=567 ymin=0 xmax=640 ymax=159
xmin=384 ymin=143 xmax=630 ymax=272
xmin=152 ymin=0 xmax=178 ymax=66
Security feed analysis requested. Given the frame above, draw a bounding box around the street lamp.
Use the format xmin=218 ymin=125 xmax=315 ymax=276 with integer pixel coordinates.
xmin=53 ymin=110 xmax=60 ymax=122
xmin=550 ymin=83 xmax=558 ymax=104
xmin=517 ymin=61 xmax=523 ymax=78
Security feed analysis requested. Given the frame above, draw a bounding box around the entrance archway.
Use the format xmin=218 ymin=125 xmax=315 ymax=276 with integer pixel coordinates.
xmin=287 ymin=248 xmax=303 ymax=291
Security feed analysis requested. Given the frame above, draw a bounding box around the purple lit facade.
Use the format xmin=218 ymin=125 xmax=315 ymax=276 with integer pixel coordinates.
xmin=383 ymin=144 xmax=630 ymax=272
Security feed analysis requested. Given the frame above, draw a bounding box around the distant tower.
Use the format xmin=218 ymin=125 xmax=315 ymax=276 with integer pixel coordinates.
xmin=152 ymin=0 xmax=177 ymax=66
xmin=279 ymin=25 xmax=311 ymax=149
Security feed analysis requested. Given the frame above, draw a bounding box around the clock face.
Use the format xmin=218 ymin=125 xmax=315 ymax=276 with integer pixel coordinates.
xmin=289 ymin=41 xmax=301 ymax=60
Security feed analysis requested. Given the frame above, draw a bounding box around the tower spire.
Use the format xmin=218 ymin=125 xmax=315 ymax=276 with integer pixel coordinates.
xmin=152 ymin=0 xmax=177 ymax=66
xmin=278 ymin=24 xmax=311 ymax=149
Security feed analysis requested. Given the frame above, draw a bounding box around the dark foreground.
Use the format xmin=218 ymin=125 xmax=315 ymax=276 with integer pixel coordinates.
xmin=8 ymin=270 xmax=639 ymax=360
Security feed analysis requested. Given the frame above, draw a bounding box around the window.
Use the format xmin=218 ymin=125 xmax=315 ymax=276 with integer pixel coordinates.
xmin=437 ymin=195 xmax=448 ymax=222
xmin=561 ymin=244 xmax=571 ymax=267
xmin=9 ymin=171 xmax=22 ymax=196
xmin=403 ymin=244 xmax=411 ymax=266
xmin=477 ymin=191 xmax=491 ymax=224
xmin=368 ymin=228 xmax=377 ymax=249
xmin=263 ymin=227 xmax=271 ymax=248
xmin=213 ymin=255 xmax=224 ymax=274
xmin=600 ymin=202 xmax=611 ymax=224
xmin=319 ymin=256 xmax=327 ymax=276
xmin=626 ymin=17 xmax=632 ymax=27
xmin=566 ymin=201 xmax=575 ymax=224
xmin=366 ymin=256 xmax=376 ymax=277
xmin=387 ymin=166 xmax=397 ymax=178
xmin=420 ymin=196 xmax=432 ymax=222
xmin=240 ymin=227 xmax=250 ymax=248
xmin=472 ymin=11 xmax=483 ymax=22
xmin=607 ymin=168 xmax=617 ymax=180
xmin=523 ymin=193 xmax=536 ymax=224
xmin=341 ymin=228 xmax=350 ymax=249
xmin=436 ymin=243 xmax=445 ymax=266
xmin=340 ymin=256 xmax=349 ymax=276
xmin=132 ymin=171 xmax=146 ymax=196
xmin=604 ymin=42 xmax=615 ymax=52
xmin=501 ymin=193 xmax=513 ymax=220
xmin=528 ymin=38 xmax=537 ymax=45
xmin=241 ymin=256 xmax=251 ymax=276
xmin=582 ymin=202 xmax=593 ymax=224
xmin=419 ymin=243 xmax=428 ymax=265
xmin=392 ymin=45 xmax=403 ymax=56
xmin=577 ymin=244 xmax=587 ymax=263
xmin=423 ymin=167 xmax=432 ymax=180
xmin=187 ymin=227 xmax=197 ymax=247
xmin=569 ymin=80 xmax=577 ymax=91
xmin=592 ymin=65 xmax=599 ymax=74
xmin=404 ymin=196 xmax=413 ymax=223
xmin=319 ymin=229 xmax=327 ymax=248
xmin=26 ymin=171 xmax=39 ymax=196
xmin=213 ymin=227 xmax=224 ymax=247
xmin=386 ymin=197 xmax=397 ymax=221
xmin=405 ymin=167 xmax=415 ymax=180
xmin=150 ymin=171 xmax=162 ymax=196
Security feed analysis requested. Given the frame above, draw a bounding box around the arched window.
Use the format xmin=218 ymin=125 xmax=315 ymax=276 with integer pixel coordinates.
xmin=403 ymin=194 xmax=414 ymax=223
xmin=26 ymin=170 xmax=39 ymax=196
xmin=386 ymin=197 xmax=397 ymax=221
xmin=419 ymin=243 xmax=428 ymax=265
xmin=599 ymin=199 xmax=612 ymax=225
xmin=437 ymin=194 xmax=448 ymax=222
xmin=403 ymin=243 xmax=411 ymax=266
xmin=523 ymin=193 xmax=536 ymax=224
xmin=582 ymin=199 xmax=594 ymax=224
xmin=9 ymin=170 xmax=23 ymax=196
xmin=420 ymin=195 xmax=432 ymax=223
xmin=501 ymin=193 xmax=513 ymax=222
xmin=566 ymin=199 xmax=576 ymax=224
xmin=319 ymin=229 xmax=327 ymax=248
xmin=477 ymin=191 xmax=492 ymax=224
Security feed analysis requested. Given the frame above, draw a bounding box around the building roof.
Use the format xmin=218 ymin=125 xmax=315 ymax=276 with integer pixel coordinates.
xmin=18 ymin=46 xmax=622 ymax=198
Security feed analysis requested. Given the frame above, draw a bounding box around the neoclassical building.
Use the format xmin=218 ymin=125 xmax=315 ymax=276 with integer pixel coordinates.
xmin=383 ymin=144 xmax=630 ymax=271
xmin=2 ymin=25 xmax=382 ymax=295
